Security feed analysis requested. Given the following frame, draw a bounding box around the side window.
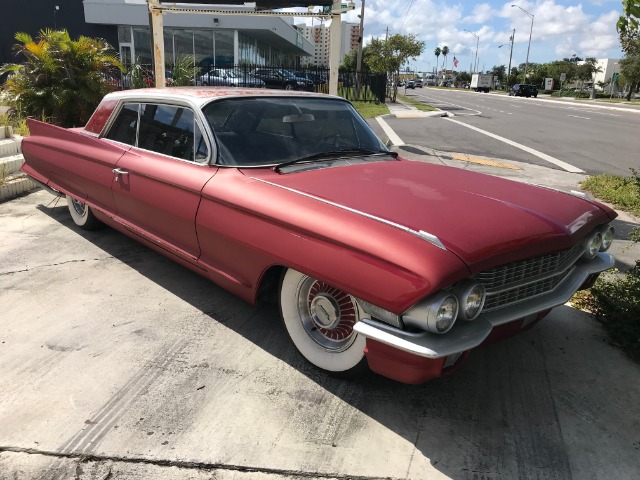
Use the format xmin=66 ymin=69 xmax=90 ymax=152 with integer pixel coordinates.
xmin=137 ymin=103 xmax=208 ymax=162
xmin=105 ymin=103 xmax=139 ymax=145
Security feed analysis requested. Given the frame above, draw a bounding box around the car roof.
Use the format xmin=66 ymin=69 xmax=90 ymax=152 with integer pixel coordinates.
xmin=103 ymin=87 xmax=342 ymax=108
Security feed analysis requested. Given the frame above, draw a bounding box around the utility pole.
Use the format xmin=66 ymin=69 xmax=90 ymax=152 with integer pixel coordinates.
xmin=328 ymin=0 xmax=342 ymax=95
xmin=355 ymin=0 xmax=365 ymax=100
xmin=147 ymin=0 xmax=166 ymax=88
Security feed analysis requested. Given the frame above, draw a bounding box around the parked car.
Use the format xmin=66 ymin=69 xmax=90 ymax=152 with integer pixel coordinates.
xmin=198 ymin=68 xmax=265 ymax=88
xmin=509 ymin=84 xmax=533 ymax=97
xmin=20 ymin=88 xmax=616 ymax=384
xmin=251 ymin=68 xmax=314 ymax=91
xmin=294 ymin=71 xmax=328 ymax=85
xmin=527 ymin=84 xmax=539 ymax=97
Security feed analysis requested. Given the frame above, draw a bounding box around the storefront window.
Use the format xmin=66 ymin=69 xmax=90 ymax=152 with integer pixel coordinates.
xmin=215 ymin=30 xmax=234 ymax=66
xmin=132 ymin=27 xmax=152 ymax=65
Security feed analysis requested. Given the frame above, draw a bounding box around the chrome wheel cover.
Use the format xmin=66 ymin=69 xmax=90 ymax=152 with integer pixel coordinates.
xmin=295 ymin=276 xmax=359 ymax=352
xmin=70 ymin=198 xmax=87 ymax=217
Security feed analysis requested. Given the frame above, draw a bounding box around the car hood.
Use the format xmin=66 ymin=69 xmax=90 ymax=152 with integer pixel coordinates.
xmin=250 ymin=159 xmax=614 ymax=272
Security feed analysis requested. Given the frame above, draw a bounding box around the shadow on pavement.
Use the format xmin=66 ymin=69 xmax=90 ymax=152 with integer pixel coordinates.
xmin=30 ymin=199 xmax=639 ymax=480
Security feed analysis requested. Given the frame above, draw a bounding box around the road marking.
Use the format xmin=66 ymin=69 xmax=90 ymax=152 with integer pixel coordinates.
xmin=450 ymin=153 xmax=520 ymax=170
xmin=445 ymin=118 xmax=585 ymax=173
xmin=568 ymin=114 xmax=591 ymax=120
xmin=376 ymin=116 xmax=404 ymax=146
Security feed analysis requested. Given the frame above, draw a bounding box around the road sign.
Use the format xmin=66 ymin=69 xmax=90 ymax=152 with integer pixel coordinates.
xmin=323 ymin=2 xmax=354 ymax=13
xmin=560 ymin=72 xmax=566 ymax=82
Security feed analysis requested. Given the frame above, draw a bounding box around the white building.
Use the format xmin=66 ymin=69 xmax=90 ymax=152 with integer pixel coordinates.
xmin=577 ymin=58 xmax=622 ymax=89
xmin=593 ymin=58 xmax=622 ymax=88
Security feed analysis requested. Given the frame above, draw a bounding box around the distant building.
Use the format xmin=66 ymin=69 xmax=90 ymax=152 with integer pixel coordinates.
xmin=296 ymin=21 xmax=359 ymax=67
xmin=577 ymin=58 xmax=622 ymax=89
xmin=593 ymin=58 xmax=622 ymax=88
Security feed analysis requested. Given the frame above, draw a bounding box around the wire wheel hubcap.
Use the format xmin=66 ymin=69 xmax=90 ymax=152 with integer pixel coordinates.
xmin=296 ymin=277 xmax=359 ymax=352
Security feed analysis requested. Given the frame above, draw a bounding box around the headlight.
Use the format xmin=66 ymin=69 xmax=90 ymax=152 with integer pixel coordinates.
xmin=583 ymin=231 xmax=603 ymax=259
xmin=402 ymin=292 xmax=459 ymax=334
xmin=454 ymin=280 xmax=486 ymax=321
xmin=600 ymin=225 xmax=614 ymax=251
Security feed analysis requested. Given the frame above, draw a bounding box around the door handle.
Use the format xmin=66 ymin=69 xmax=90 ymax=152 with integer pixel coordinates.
xmin=113 ymin=168 xmax=129 ymax=181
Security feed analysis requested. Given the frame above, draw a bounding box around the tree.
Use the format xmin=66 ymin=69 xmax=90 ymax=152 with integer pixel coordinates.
xmin=0 ymin=29 xmax=123 ymax=127
xmin=365 ymin=34 xmax=424 ymax=102
xmin=489 ymin=65 xmax=507 ymax=86
xmin=617 ymin=1 xmax=640 ymax=99
xmin=456 ymin=71 xmax=471 ymax=83
xmin=441 ymin=46 xmax=449 ymax=74
xmin=434 ymin=47 xmax=441 ymax=79
xmin=617 ymin=0 xmax=640 ymax=43
xmin=620 ymin=36 xmax=640 ymax=100
xmin=341 ymin=49 xmax=358 ymax=70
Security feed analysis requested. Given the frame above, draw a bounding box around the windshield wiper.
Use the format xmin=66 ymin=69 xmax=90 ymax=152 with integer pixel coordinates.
xmin=275 ymin=148 xmax=397 ymax=172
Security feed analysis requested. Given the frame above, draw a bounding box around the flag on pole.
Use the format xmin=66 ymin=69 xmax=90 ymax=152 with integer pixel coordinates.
xmin=453 ymin=56 xmax=459 ymax=68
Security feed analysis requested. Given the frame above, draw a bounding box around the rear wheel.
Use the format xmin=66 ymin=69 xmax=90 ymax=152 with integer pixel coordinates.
xmin=66 ymin=195 xmax=101 ymax=230
xmin=280 ymin=268 xmax=366 ymax=373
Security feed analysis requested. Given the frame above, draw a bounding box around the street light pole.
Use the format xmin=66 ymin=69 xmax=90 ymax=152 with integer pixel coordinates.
xmin=610 ymin=62 xmax=619 ymax=99
xmin=512 ymin=5 xmax=534 ymax=83
xmin=54 ymin=5 xmax=59 ymax=29
xmin=464 ymin=30 xmax=479 ymax=74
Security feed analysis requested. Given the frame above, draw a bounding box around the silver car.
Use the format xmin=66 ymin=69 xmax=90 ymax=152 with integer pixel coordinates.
xmin=198 ymin=69 xmax=265 ymax=88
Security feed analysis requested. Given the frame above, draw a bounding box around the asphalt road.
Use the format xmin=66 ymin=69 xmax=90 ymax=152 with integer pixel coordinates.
xmin=1 ymin=189 xmax=640 ymax=479
xmin=391 ymin=88 xmax=640 ymax=176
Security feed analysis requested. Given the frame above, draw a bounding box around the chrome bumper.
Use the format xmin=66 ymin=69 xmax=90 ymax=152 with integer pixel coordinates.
xmin=353 ymin=252 xmax=614 ymax=359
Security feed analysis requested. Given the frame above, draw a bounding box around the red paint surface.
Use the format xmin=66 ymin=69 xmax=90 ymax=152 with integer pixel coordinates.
xmin=364 ymin=340 xmax=470 ymax=384
xmin=85 ymin=99 xmax=118 ymax=134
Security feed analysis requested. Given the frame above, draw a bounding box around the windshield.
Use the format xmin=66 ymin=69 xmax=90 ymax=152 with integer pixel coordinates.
xmin=201 ymin=97 xmax=389 ymax=167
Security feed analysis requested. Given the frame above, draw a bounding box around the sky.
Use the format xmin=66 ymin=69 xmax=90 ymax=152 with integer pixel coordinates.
xmin=284 ymin=0 xmax=625 ymax=74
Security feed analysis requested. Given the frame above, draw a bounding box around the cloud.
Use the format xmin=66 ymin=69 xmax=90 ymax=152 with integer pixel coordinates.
xmin=284 ymin=0 xmax=623 ymax=70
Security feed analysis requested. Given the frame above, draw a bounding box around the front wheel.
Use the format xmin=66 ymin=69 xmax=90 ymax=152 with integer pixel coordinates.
xmin=66 ymin=195 xmax=101 ymax=230
xmin=279 ymin=268 xmax=366 ymax=373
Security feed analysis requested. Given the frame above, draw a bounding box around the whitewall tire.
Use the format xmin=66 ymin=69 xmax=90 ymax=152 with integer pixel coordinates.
xmin=280 ymin=268 xmax=366 ymax=373
xmin=66 ymin=195 xmax=101 ymax=230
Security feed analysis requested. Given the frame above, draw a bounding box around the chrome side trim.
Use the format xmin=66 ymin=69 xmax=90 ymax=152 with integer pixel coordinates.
xmin=354 ymin=252 xmax=614 ymax=358
xmin=251 ymin=178 xmax=448 ymax=250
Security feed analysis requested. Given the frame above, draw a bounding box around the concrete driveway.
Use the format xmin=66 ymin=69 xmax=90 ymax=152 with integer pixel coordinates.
xmin=1 ymin=190 xmax=639 ymax=480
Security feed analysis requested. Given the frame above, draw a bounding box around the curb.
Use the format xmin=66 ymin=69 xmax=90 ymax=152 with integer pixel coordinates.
xmin=0 ymin=135 xmax=38 ymax=203
xmin=382 ymin=110 xmax=448 ymax=119
xmin=0 ymin=175 xmax=39 ymax=202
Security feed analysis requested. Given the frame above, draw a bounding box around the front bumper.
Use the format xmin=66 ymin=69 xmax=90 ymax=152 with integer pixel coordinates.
xmin=354 ymin=252 xmax=614 ymax=361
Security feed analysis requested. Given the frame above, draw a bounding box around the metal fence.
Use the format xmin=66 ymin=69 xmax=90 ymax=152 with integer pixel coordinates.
xmin=110 ymin=64 xmax=386 ymax=104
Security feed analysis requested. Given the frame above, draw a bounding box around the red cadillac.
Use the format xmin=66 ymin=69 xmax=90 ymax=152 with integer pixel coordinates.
xmin=20 ymin=87 xmax=616 ymax=383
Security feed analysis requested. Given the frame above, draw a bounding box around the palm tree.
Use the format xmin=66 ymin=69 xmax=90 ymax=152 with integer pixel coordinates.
xmin=442 ymin=45 xmax=450 ymax=73
xmin=0 ymin=29 xmax=123 ymax=127
xmin=434 ymin=47 xmax=441 ymax=80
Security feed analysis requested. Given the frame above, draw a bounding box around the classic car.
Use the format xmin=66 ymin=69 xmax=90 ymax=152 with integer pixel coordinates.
xmin=20 ymin=87 xmax=616 ymax=384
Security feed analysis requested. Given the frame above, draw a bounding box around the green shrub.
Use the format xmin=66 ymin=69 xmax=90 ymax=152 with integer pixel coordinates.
xmin=573 ymin=263 xmax=640 ymax=361
xmin=0 ymin=29 xmax=123 ymax=127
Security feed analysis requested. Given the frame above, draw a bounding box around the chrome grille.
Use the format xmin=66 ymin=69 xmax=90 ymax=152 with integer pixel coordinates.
xmin=478 ymin=242 xmax=584 ymax=312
